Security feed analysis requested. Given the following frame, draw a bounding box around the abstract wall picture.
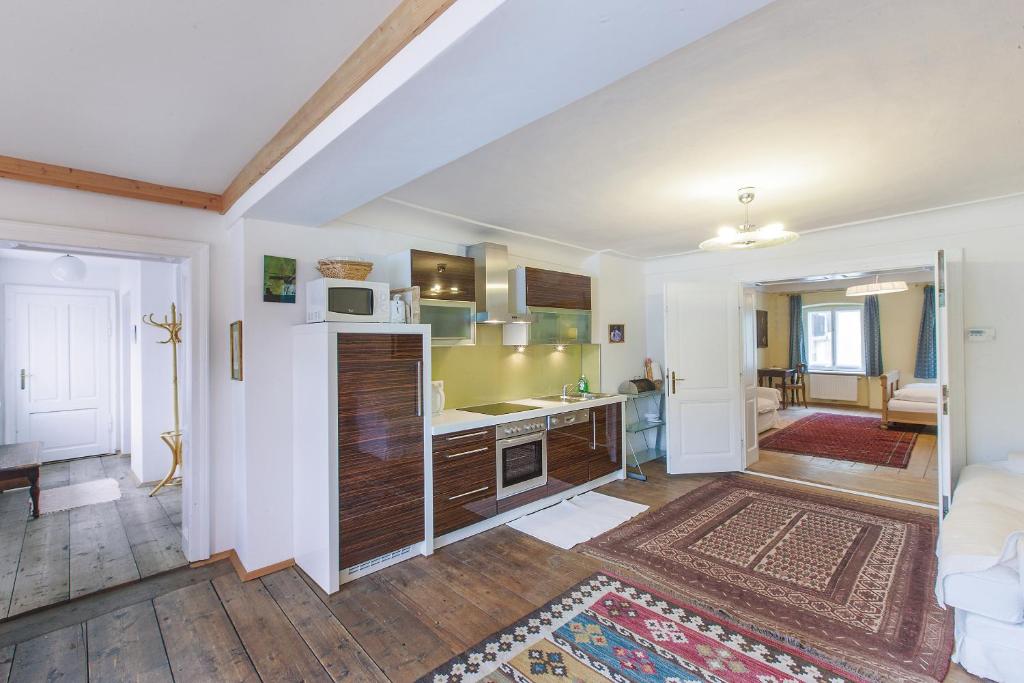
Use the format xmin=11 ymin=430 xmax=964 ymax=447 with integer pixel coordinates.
xmin=756 ymin=309 xmax=769 ymax=348
xmin=230 ymin=320 xmax=243 ymax=380
xmin=608 ymin=324 xmax=625 ymax=344
xmin=263 ymin=255 xmax=297 ymax=303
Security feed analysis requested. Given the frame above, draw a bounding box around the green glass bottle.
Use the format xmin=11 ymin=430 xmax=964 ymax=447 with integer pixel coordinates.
xmin=577 ymin=374 xmax=589 ymax=394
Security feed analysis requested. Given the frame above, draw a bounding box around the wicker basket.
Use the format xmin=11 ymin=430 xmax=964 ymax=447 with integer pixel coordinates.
xmin=316 ymin=257 xmax=374 ymax=281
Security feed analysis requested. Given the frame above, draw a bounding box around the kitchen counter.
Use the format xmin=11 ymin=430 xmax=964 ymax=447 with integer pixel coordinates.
xmin=432 ymin=394 xmax=626 ymax=435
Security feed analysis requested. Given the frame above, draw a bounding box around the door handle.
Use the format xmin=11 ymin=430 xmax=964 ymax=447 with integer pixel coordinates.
xmin=671 ymin=371 xmax=684 ymax=394
xmin=415 ymin=361 xmax=423 ymax=417
xmin=20 ymin=369 xmax=27 ymax=390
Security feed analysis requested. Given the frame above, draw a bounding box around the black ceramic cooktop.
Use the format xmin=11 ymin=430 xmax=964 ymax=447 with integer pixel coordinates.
xmin=460 ymin=402 xmax=537 ymax=416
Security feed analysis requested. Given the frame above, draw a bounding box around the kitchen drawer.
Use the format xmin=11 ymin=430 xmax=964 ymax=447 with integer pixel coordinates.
xmin=434 ymin=450 xmax=496 ymax=502
xmin=340 ymin=496 xmax=424 ymax=570
xmin=432 ymin=426 xmax=495 ymax=455
xmin=434 ymin=493 xmax=497 ymax=536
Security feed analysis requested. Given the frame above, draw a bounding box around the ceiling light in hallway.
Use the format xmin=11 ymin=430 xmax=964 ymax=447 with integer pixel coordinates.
xmin=698 ymin=187 xmax=799 ymax=251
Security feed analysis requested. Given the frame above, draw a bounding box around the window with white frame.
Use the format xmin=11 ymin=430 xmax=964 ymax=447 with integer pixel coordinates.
xmin=804 ymin=304 xmax=865 ymax=373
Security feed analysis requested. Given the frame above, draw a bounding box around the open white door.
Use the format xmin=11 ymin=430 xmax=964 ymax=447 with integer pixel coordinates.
xmin=6 ymin=286 xmax=114 ymax=461
xmin=934 ymin=249 xmax=965 ymax=518
xmin=742 ymin=288 xmax=759 ymax=467
xmin=663 ymin=282 xmax=743 ymax=474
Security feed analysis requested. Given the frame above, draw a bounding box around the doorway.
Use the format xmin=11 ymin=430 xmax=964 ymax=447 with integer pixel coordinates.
xmin=0 ymin=229 xmax=208 ymax=617
xmin=743 ymin=267 xmax=940 ymax=505
xmin=661 ymin=250 xmax=965 ymax=513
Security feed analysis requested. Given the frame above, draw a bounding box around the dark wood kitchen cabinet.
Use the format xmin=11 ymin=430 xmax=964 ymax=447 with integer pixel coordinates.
xmin=391 ymin=249 xmax=476 ymax=302
xmin=547 ymin=404 xmax=623 ymax=486
xmin=522 ymin=267 xmax=591 ymax=310
xmin=291 ymin=323 xmax=431 ymax=594
xmin=336 ymin=332 xmax=426 ymax=569
xmin=432 ymin=426 xmax=497 ymax=536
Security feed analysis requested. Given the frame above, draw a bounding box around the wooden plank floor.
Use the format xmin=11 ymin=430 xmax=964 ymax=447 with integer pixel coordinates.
xmin=0 ymin=453 xmax=185 ymax=619
xmin=748 ymin=404 xmax=939 ymax=504
xmin=0 ymin=460 xmax=979 ymax=682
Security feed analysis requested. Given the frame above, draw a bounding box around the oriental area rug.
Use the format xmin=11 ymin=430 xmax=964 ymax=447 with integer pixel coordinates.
xmin=419 ymin=572 xmax=874 ymax=683
xmin=581 ymin=476 xmax=953 ymax=682
xmin=759 ymin=412 xmax=922 ymax=468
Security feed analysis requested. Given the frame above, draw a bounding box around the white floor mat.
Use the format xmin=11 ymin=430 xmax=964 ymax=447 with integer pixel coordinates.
xmin=506 ymin=491 xmax=648 ymax=549
xmin=38 ymin=478 xmax=121 ymax=514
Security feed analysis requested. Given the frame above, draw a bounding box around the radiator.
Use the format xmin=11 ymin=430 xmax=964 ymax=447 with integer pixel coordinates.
xmin=808 ymin=373 xmax=858 ymax=401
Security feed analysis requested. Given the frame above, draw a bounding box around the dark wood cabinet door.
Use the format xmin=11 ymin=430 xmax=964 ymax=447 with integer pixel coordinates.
xmin=411 ymin=249 xmax=475 ymax=302
xmin=432 ymin=429 xmax=497 ymax=536
xmin=589 ymin=404 xmax=622 ymax=481
xmin=524 ymin=267 xmax=591 ymax=310
xmin=547 ymin=420 xmax=592 ymax=472
xmin=337 ymin=333 xmax=425 ymax=569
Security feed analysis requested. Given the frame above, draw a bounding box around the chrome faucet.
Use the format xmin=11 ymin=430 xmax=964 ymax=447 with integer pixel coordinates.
xmin=561 ymin=383 xmax=575 ymax=400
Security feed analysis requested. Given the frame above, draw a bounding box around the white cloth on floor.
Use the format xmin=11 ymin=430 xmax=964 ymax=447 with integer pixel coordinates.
xmin=38 ymin=477 xmax=122 ymax=514
xmin=506 ymin=491 xmax=647 ymax=550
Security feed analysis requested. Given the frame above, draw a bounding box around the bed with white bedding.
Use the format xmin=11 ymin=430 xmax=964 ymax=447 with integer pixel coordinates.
xmin=880 ymin=369 xmax=938 ymax=428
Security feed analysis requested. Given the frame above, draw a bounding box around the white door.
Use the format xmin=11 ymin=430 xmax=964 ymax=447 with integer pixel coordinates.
xmin=934 ymin=249 xmax=965 ymax=518
xmin=663 ymin=282 xmax=744 ymax=474
xmin=742 ymin=288 xmax=759 ymax=467
xmin=7 ymin=286 xmax=114 ymax=462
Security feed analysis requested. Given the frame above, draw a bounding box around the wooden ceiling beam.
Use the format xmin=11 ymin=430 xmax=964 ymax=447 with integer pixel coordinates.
xmin=219 ymin=0 xmax=457 ymax=213
xmin=0 ymin=155 xmax=222 ymax=211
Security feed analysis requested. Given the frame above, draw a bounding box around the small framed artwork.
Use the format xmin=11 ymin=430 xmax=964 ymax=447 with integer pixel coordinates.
xmin=263 ymin=255 xmax=297 ymax=303
xmin=608 ymin=324 xmax=625 ymax=344
xmin=230 ymin=320 xmax=243 ymax=381
xmin=756 ymin=309 xmax=769 ymax=348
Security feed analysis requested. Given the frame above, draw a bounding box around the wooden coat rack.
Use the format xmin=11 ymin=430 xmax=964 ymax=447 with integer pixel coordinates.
xmin=143 ymin=303 xmax=183 ymax=496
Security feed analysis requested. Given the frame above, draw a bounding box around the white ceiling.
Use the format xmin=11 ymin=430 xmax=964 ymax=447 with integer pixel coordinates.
xmin=0 ymin=0 xmax=401 ymax=191
xmin=378 ymin=0 xmax=1024 ymax=258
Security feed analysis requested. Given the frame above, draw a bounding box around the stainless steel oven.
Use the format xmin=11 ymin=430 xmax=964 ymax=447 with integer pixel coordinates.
xmin=495 ymin=417 xmax=547 ymax=500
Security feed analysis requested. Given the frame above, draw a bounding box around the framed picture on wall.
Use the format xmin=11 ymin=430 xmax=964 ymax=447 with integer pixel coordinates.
xmin=756 ymin=309 xmax=769 ymax=348
xmin=608 ymin=324 xmax=625 ymax=344
xmin=263 ymin=255 xmax=297 ymax=303
xmin=230 ymin=320 xmax=243 ymax=381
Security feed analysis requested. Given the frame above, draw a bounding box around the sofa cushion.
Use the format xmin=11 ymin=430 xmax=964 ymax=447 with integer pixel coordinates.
xmin=944 ymin=563 xmax=1024 ymax=624
xmin=756 ymin=397 xmax=777 ymax=415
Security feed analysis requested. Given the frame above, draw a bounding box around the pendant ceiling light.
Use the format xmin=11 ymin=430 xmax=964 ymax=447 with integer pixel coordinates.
xmin=845 ymin=275 xmax=908 ymax=296
xmin=50 ymin=254 xmax=87 ymax=282
xmin=699 ymin=187 xmax=799 ymax=251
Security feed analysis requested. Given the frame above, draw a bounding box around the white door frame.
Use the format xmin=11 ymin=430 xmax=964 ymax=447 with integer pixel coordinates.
xmin=4 ymin=284 xmax=118 ymax=459
xmin=0 ymin=217 xmax=211 ymax=562
xmin=736 ymin=248 xmax=966 ymax=509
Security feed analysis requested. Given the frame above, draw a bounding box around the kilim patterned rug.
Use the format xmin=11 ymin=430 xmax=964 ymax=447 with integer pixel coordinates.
xmin=419 ymin=572 xmax=874 ymax=683
xmin=759 ymin=412 xmax=923 ymax=468
xmin=582 ymin=475 xmax=954 ymax=682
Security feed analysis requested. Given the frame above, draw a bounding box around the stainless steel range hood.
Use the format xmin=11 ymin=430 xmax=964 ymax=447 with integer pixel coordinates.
xmin=467 ymin=242 xmax=532 ymax=325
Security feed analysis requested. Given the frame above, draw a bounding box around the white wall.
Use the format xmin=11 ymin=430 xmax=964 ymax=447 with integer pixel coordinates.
xmin=645 ymin=193 xmax=1024 ymax=464
xmin=129 ymin=261 xmax=178 ymax=483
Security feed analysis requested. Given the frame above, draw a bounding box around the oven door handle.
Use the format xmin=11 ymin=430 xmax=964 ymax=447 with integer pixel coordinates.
xmin=496 ymin=432 xmax=545 ymax=448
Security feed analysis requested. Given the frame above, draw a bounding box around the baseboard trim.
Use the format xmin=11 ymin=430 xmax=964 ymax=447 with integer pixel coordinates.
xmin=190 ymin=550 xmax=294 ymax=582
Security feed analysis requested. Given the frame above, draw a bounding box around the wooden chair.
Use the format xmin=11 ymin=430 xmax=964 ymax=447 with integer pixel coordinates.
xmin=783 ymin=364 xmax=808 ymax=408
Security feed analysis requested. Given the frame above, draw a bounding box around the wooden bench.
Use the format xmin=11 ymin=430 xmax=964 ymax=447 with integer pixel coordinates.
xmin=0 ymin=441 xmax=43 ymax=518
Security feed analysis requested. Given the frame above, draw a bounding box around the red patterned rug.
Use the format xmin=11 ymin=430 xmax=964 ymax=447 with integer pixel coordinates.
xmin=583 ymin=476 xmax=953 ymax=682
xmin=420 ymin=572 xmax=874 ymax=682
xmin=759 ymin=412 xmax=921 ymax=468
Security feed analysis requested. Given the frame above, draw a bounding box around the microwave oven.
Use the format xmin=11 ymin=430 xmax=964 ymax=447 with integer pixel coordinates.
xmin=306 ymin=278 xmax=390 ymax=323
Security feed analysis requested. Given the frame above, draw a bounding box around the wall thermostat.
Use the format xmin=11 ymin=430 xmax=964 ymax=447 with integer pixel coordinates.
xmin=966 ymin=327 xmax=995 ymax=342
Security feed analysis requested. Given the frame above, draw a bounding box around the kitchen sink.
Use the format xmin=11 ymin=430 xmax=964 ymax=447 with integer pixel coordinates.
xmin=535 ymin=393 xmax=612 ymax=402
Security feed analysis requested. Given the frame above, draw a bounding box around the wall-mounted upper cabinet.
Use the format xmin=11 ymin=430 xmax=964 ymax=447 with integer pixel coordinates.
xmin=511 ymin=266 xmax=591 ymax=311
xmin=390 ymin=249 xmax=476 ymax=302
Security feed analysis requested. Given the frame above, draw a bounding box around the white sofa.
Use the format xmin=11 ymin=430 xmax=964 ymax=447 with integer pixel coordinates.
xmin=936 ymin=460 xmax=1024 ymax=682
xmin=756 ymin=386 xmax=781 ymax=433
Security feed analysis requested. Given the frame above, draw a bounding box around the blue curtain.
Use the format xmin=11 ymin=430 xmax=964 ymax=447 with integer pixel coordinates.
xmin=915 ymin=285 xmax=937 ymax=379
xmin=863 ymin=295 xmax=883 ymax=376
xmin=788 ymin=295 xmax=806 ymax=367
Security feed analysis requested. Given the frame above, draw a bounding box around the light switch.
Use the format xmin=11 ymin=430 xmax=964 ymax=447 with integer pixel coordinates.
xmin=966 ymin=327 xmax=995 ymax=342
